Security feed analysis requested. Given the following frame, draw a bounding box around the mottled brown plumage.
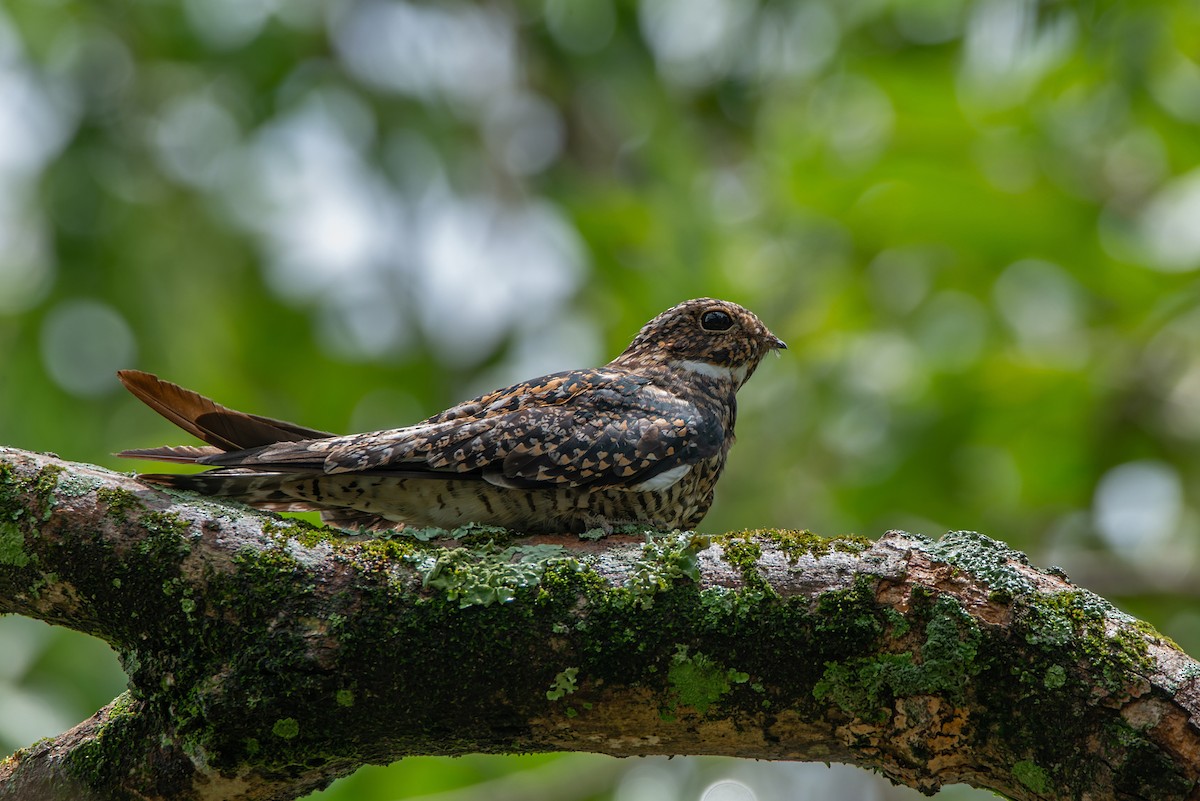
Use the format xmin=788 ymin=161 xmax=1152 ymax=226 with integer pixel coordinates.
xmin=118 ymin=298 xmax=785 ymax=534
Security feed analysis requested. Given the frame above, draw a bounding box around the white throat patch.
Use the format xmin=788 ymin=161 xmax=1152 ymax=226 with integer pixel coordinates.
xmin=677 ymin=359 xmax=748 ymax=384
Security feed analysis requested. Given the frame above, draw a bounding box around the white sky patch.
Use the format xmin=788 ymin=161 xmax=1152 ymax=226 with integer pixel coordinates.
xmin=958 ymin=0 xmax=1076 ymax=112
xmin=1094 ymin=460 xmax=1182 ymax=558
xmin=0 ymin=195 xmax=54 ymax=315
xmin=183 ymin=0 xmax=277 ymax=49
xmin=331 ymin=0 xmax=517 ymax=113
xmin=231 ymin=96 xmax=402 ymax=302
xmin=0 ymin=13 xmax=77 ymax=315
xmin=412 ymin=190 xmax=586 ymax=367
xmin=753 ymin=3 xmax=838 ymax=80
xmin=212 ymin=91 xmax=410 ymax=359
xmin=639 ymin=0 xmax=755 ymax=87
xmin=1134 ymin=169 xmax=1200 ymax=272
xmin=0 ymin=59 xmax=76 ymax=182
xmin=208 ymin=5 xmax=591 ymax=365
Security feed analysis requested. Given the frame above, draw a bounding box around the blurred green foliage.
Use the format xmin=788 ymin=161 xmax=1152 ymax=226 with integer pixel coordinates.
xmin=1 ymin=0 xmax=1200 ymax=797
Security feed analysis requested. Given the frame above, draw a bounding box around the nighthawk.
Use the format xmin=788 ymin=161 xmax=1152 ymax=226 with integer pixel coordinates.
xmin=119 ymin=298 xmax=786 ymax=534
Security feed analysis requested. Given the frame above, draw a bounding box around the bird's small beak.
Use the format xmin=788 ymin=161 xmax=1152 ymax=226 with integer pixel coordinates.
xmin=771 ymin=335 xmax=787 ymax=351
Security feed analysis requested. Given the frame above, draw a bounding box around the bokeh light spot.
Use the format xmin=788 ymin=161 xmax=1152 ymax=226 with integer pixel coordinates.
xmin=544 ymin=0 xmax=615 ymax=54
xmin=700 ymin=779 xmax=757 ymax=801
xmin=1094 ymin=460 xmax=1182 ymax=557
xmin=1134 ymin=169 xmax=1200 ymax=272
xmin=39 ymin=299 xmax=137 ymax=397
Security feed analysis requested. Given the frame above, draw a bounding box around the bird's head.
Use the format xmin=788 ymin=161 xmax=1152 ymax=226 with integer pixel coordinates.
xmin=613 ymin=298 xmax=787 ymax=387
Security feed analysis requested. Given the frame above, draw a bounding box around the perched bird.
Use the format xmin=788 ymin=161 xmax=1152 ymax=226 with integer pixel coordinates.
xmin=118 ymin=298 xmax=785 ymax=534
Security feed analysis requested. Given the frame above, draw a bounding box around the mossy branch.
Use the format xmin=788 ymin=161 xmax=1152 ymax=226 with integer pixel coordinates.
xmin=1 ymin=446 xmax=1198 ymax=801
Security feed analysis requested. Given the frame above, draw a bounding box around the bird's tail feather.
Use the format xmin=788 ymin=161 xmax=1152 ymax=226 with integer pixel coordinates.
xmin=118 ymin=445 xmax=224 ymax=463
xmin=116 ymin=370 xmax=335 ymax=460
xmin=140 ymin=470 xmax=395 ymax=531
xmin=119 ymin=371 xmax=398 ymax=532
xmin=140 ymin=470 xmax=318 ymax=511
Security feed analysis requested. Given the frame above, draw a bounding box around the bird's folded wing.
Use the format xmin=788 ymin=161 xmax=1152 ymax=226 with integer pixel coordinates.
xmin=199 ymin=390 xmax=723 ymax=491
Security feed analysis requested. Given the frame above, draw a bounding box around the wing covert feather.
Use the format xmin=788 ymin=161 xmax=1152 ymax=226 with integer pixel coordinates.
xmin=198 ymin=368 xmax=724 ymax=489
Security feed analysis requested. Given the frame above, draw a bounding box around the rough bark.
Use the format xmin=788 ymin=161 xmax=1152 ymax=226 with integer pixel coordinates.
xmin=0 ymin=445 xmax=1197 ymax=801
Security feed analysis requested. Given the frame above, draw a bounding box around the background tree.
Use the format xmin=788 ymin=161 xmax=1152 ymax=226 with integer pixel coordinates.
xmin=1 ymin=0 xmax=1199 ymax=798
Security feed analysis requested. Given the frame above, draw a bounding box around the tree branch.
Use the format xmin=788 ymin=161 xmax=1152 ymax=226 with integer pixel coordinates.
xmin=0 ymin=445 xmax=1197 ymax=801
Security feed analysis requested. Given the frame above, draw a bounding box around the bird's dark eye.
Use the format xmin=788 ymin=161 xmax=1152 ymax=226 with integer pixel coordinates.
xmin=700 ymin=310 xmax=734 ymax=332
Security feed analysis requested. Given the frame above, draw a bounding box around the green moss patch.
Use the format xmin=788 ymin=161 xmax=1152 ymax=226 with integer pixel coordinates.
xmin=1012 ymin=759 xmax=1051 ymax=794
xmin=1018 ymin=590 xmax=1152 ymax=695
xmin=715 ymin=533 xmax=764 ymax=589
xmin=95 ymin=487 xmax=144 ymax=521
xmin=66 ymin=693 xmax=144 ymax=787
xmin=271 ymin=718 xmax=300 ymax=739
xmin=666 ymin=646 xmax=749 ymax=715
xmin=0 ymin=463 xmax=65 ymax=569
xmin=732 ymin=529 xmax=871 ymax=562
xmin=0 ymin=520 xmax=31 ymax=568
xmin=261 ymin=516 xmax=343 ymax=549
xmin=814 ymin=594 xmax=982 ymax=722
